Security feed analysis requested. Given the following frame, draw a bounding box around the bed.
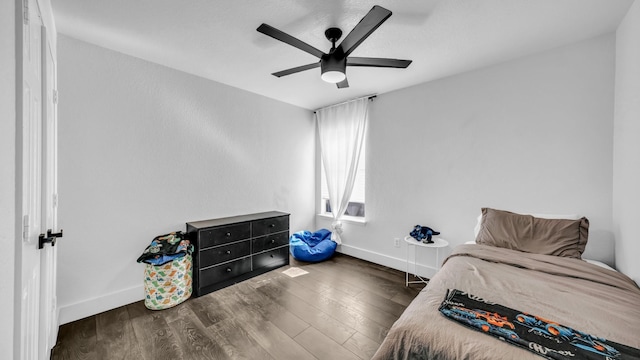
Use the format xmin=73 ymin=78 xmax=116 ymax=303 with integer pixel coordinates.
xmin=372 ymin=208 xmax=640 ymax=360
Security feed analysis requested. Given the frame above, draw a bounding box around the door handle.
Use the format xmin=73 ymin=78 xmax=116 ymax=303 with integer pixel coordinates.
xmin=39 ymin=229 xmax=63 ymax=249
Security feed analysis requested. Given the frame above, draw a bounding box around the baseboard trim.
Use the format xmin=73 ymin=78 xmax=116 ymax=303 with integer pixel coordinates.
xmin=336 ymin=243 xmax=437 ymax=279
xmin=58 ymin=285 xmax=144 ymax=325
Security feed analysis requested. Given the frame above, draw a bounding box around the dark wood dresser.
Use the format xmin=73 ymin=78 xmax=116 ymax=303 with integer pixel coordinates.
xmin=186 ymin=211 xmax=290 ymax=297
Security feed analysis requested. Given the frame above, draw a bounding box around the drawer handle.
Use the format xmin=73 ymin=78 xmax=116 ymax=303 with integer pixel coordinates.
xmin=270 ymin=254 xmax=274 ymax=258
xmin=225 ymin=232 xmax=231 ymax=237
xmin=271 ymin=239 xmax=276 ymax=244
xmin=226 ymin=268 xmax=232 ymax=273
xmin=269 ymin=224 xmax=275 ymax=228
xmin=226 ymin=250 xmax=231 ymax=255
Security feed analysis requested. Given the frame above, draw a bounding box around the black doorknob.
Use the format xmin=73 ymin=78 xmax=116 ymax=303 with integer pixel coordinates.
xmin=39 ymin=229 xmax=63 ymax=249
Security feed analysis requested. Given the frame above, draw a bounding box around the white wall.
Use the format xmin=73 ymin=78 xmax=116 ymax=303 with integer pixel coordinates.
xmin=57 ymin=35 xmax=315 ymax=324
xmin=0 ymin=1 xmax=16 ymax=358
xmin=613 ymin=0 xmax=640 ymax=285
xmin=319 ymin=34 xmax=616 ymax=276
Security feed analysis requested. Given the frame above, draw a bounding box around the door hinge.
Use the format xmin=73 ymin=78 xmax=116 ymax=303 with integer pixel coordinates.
xmin=53 ymin=193 xmax=58 ymax=208
xmin=23 ymin=215 xmax=30 ymax=240
xmin=53 ymin=89 xmax=58 ymax=105
xmin=23 ymin=0 xmax=29 ymax=26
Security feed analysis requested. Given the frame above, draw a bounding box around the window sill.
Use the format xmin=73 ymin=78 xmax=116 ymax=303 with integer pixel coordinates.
xmin=316 ymin=213 xmax=367 ymax=226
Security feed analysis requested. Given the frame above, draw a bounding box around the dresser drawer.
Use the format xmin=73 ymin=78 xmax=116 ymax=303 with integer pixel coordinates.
xmin=199 ymin=222 xmax=250 ymax=249
xmin=252 ymin=216 xmax=289 ymax=236
xmin=200 ymin=257 xmax=252 ymax=288
xmin=199 ymin=240 xmax=251 ymax=268
xmin=252 ymin=232 xmax=289 ymax=253
xmin=253 ymin=246 xmax=289 ymax=270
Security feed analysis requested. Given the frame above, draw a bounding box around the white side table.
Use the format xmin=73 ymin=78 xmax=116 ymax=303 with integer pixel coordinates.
xmin=404 ymin=235 xmax=449 ymax=286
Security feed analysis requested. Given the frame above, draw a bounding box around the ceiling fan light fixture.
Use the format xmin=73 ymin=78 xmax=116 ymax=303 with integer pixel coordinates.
xmin=320 ymin=55 xmax=347 ymax=83
xmin=321 ymin=70 xmax=346 ymax=83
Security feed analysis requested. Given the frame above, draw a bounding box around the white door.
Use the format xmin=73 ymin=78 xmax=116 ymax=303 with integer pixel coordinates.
xmin=18 ymin=0 xmax=59 ymax=358
xmin=19 ymin=0 xmax=44 ymax=357
xmin=39 ymin=24 xmax=59 ymax=359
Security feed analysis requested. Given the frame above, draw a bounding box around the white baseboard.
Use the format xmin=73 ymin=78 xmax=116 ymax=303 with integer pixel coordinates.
xmin=337 ymin=243 xmax=437 ymax=279
xmin=58 ymin=285 xmax=144 ymax=325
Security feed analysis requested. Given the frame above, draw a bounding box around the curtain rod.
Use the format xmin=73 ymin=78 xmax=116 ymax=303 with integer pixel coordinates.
xmin=313 ymin=94 xmax=377 ymax=113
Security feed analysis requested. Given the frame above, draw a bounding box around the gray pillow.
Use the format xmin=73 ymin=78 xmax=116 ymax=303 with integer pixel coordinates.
xmin=475 ymin=208 xmax=589 ymax=258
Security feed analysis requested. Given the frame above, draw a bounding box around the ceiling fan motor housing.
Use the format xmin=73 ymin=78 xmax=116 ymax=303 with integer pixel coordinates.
xmin=321 ymin=52 xmax=347 ymax=83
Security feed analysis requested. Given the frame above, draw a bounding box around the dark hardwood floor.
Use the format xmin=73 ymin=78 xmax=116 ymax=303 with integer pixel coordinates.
xmin=52 ymin=253 xmax=424 ymax=360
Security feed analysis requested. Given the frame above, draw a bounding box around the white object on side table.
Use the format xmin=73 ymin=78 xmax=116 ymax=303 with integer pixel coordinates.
xmin=404 ymin=235 xmax=449 ymax=286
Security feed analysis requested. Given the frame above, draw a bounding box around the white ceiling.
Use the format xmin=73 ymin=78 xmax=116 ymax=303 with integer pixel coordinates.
xmin=51 ymin=0 xmax=633 ymax=110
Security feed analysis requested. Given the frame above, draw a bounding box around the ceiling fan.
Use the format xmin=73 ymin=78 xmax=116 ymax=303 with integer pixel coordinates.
xmin=257 ymin=5 xmax=412 ymax=88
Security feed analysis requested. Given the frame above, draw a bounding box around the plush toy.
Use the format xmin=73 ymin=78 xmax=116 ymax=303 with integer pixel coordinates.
xmin=410 ymin=225 xmax=440 ymax=244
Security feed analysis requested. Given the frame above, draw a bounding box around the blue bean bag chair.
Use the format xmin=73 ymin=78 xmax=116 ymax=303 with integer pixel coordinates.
xmin=289 ymin=229 xmax=337 ymax=262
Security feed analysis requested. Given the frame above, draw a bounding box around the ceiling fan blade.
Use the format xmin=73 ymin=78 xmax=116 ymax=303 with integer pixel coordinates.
xmin=339 ymin=5 xmax=392 ymax=57
xmin=336 ymin=78 xmax=349 ymax=89
xmin=272 ymin=62 xmax=321 ymax=77
xmin=347 ymin=57 xmax=412 ymax=68
xmin=257 ymin=23 xmax=325 ymax=59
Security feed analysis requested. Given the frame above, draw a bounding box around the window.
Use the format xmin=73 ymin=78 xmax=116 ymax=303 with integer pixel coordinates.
xmin=320 ymin=140 xmax=365 ymax=218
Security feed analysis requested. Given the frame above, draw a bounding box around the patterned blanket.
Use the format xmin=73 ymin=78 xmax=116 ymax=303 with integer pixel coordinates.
xmin=440 ymin=289 xmax=640 ymax=360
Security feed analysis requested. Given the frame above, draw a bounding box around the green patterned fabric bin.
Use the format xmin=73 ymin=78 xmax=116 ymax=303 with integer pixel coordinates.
xmin=143 ymin=254 xmax=193 ymax=310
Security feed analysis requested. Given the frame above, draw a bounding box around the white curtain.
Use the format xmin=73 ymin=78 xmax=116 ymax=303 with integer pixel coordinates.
xmin=316 ymin=97 xmax=369 ymax=244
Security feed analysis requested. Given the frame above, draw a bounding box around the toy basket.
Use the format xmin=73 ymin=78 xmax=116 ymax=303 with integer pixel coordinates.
xmin=143 ymin=254 xmax=192 ymax=310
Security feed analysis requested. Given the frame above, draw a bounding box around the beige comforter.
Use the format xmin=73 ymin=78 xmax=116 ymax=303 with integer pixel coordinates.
xmin=372 ymin=244 xmax=640 ymax=360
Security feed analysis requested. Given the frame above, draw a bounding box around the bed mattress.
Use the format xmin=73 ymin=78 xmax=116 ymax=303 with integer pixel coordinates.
xmin=372 ymin=244 xmax=640 ymax=360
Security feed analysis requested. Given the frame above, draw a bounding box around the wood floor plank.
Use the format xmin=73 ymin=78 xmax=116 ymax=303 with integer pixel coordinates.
xmin=233 ymin=281 xmax=310 ymax=338
xmin=275 ymin=272 xmax=396 ymax=342
xmin=353 ymin=319 xmax=390 ymax=345
xmin=185 ymin=292 xmax=233 ymax=327
xmin=209 ymin=285 xmax=317 ymax=360
xmin=332 ymin=253 xmax=407 ymax=283
xmin=295 ymin=254 xmax=410 ymax=301
xmin=206 ymin=316 xmax=275 ymax=360
xmin=51 ymin=316 xmax=97 ymax=360
xmin=166 ymin=309 xmax=230 ymax=360
xmin=391 ymin=287 xmax=423 ymax=306
xmin=158 ymin=300 xmax=197 ymax=324
xmin=282 ymin=257 xmax=416 ymax=343
xmin=223 ymin=290 xmax=318 ymax=360
xmin=344 ymin=330 xmax=384 ymax=360
xmin=339 ymin=294 xmax=399 ymax=328
xmin=130 ymin=311 xmax=182 ymax=360
xmin=294 ymin=326 xmax=361 ymax=360
xmin=126 ymin=300 xmax=150 ymax=320
xmin=244 ymin=319 xmax=318 ymax=360
xmin=256 ymin=280 xmax=357 ymax=344
xmin=293 ymin=268 xmax=364 ymax=297
xmin=95 ymin=305 xmax=143 ymax=360
xmin=393 ymin=282 xmax=425 ymax=299
xmin=311 ymin=260 xmax=401 ymax=300
xmin=271 ymin=273 xmax=375 ymax=328
xmin=280 ymin=270 xmax=400 ymax=329
xmin=355 ymin=289 xmax=408 ymax=317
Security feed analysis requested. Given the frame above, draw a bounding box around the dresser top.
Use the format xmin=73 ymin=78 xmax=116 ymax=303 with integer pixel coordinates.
xmin=186 ymin=211 xmax=289 ymax=229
